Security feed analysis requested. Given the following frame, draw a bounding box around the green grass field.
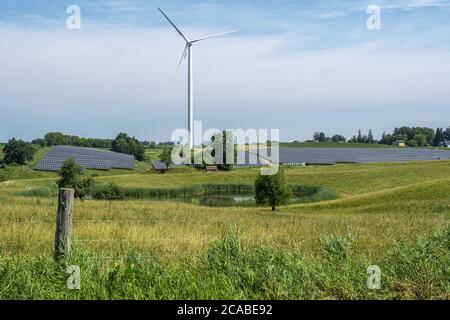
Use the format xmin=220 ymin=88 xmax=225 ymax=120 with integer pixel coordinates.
xmin=0 ymin=154 xmax=449 ymax=299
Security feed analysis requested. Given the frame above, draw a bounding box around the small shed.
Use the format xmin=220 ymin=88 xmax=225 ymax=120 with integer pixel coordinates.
xmin=205 ymin=165 xmax=218 ymax=172
xmin=152 ymin=160 xmax=168 ymax=173
xmin=393 ymin=140 xmax=406 ymax=147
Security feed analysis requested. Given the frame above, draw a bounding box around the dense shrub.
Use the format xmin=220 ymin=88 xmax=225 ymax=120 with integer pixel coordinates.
xmin=92 ymin=182 xmax=125 ymax=200
xmin=2 ymin=138 xmax=35 ymax=165
xmin=58 ymin=158 xmax=95 ymax=199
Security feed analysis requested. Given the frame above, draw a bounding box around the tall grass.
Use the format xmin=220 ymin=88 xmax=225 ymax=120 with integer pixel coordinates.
xmin=0 ymin=228 xmax=448 ymax=300
xmin=21 ymin=182 xmax=59 ymax=197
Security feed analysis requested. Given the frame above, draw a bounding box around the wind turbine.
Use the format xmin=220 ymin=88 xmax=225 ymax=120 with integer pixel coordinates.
xmin=157 ymin=7 xmax=237 ymax=149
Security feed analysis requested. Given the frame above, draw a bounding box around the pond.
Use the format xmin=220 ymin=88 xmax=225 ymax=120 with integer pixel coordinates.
xmin=196 ymin=190 xmax=337 ymax=207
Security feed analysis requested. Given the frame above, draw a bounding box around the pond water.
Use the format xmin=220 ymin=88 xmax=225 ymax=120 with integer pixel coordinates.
xmin=196 ymin=194 xmax=324 ymax=207
xmin=233 ymin=196 xmax=255 ymax=202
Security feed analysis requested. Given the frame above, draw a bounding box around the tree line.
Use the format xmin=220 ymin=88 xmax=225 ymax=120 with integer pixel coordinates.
xmin=1 ymin=132 xmax=146 ymax=165
xmin=312 ymin=126 xmax=450 ymax=147
xmin=32 ymin=132 xmax=113 ymax=149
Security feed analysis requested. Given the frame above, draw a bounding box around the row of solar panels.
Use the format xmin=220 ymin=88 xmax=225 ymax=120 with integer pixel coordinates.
xmin=235 ymin=147 xmax=450 ymax=167
xmin=35 ymin=146 xmax=135 ymax=171
xmin=152 ymin=160 xmax=168 ymax=170
xmin=277 ymin=148 xmax=450 ymax=165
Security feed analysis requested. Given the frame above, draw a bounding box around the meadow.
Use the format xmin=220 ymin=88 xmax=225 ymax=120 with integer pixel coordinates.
xmin=0 ymin=155 xmax=449 ymax=299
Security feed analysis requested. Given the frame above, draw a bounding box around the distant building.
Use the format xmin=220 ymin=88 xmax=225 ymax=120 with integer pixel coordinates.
xmin=205 ymin=165 xmax=218 ymax=172
xmin=393 ymin=140 xmax=406 ymax=147
xmin=152 ymin=160 xmax=168 ymax=173
xmin=444 ymin=141 xmax=450 ymax=148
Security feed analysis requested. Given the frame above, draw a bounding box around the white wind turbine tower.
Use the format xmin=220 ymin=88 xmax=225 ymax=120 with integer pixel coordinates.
xmin=158 ymin=7 xmax=237 ymax=149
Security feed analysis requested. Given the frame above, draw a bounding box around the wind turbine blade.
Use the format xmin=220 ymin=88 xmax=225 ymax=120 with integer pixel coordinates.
xmin=191 ymin=30 xmax=238 ymax=43
xmin=157 ymin=7 xmax=189 ymax=42
xmin=174 ymin=44 xmax=188 ymax=82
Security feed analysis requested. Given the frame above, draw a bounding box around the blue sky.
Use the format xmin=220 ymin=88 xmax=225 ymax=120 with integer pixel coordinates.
xmin=1 ymin=0 xmax=450 ymax=142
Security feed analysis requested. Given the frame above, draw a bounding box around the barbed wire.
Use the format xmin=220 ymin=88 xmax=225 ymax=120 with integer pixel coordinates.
xmin=0 ymin=237 xmax=221 ymax=245
xmin=0 ymin=218 xmax=300 ymax=225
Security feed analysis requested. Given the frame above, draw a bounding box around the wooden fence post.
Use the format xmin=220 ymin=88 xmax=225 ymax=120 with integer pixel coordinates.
xmin=54 ymin=188 xmax=74 ymax=263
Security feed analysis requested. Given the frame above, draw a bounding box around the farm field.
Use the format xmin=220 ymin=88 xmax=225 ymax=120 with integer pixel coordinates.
xmin=0 ymin=159 xmax=449 ymax=299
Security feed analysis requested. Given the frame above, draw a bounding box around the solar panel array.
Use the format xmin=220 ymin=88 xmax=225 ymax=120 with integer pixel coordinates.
xmin=277 ymin=147 xmax=450 ymax=165
xmin=152 ymin=160 xmax=168 ymax=171
xmin=237 ymin=147 xmax=450 ymax=167
xmin=234 ymin=150 xmax=267 ymax=167
xmin=35 ymin=146 xmax=135 ymax=171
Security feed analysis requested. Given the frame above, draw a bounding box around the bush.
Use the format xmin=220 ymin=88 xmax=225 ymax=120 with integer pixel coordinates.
xmin=58 ymin=158 xmax=94 ymax=199
xmin=93 ymin=183 xmax=125 ymax=200
xmin=160 ymin=148 xmax=173 ymax=168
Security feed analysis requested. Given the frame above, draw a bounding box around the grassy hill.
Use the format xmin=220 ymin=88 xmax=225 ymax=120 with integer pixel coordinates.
xmin=0 ymin=160 xmax=449 ymax=299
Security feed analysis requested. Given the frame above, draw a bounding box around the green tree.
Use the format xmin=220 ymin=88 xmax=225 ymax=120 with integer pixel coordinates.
xmin=367 ymin=130 xmax=374 ymax=144
xmin=44 ymin=132 xmax=69 ymax=146
xmin=407 ymin=139 xmax=418 ymax=147
xmin=313 ymin=132 xmax=327 ymax=143
xmin=380 ymin=131 xmax=387 ymax=144
xmin=433 ymin=128 xmax=445 ymax=146
xmin=444 ymin=126 xmax=450 ymax=140
xmin=255 ymin=167 xmax=292 ymax=211
xmin=413 ymin=134 xmax=427 ymax=147
xmin=357 ymin=129 xmax=363 ymax=143
xmin=58 ymin=158 xmax=93 ymax=199
xmin=160 ymin=147 xmax=173 ymax=168
xmin=31 ymin=138 xmax=46 ymax=147
xmin=3 ymin=138 xmax=35 ymax=165
xmin=112 ymin=132 xmax=145 ymax=161
xmin=211 ymin=130 xmax=236 ymax=171
xmin=331 ymin=135 xmax=346 ymax=143
xmin=58 ymin=158 xmax=83 ymax=189
xmin=412 ymin=127 xmax=434 ymax=145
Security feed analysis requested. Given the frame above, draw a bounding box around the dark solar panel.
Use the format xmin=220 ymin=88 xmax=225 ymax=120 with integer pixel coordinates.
xmin=35 ymin=146 xmax=135 ymax=171
xmin=152 ymin=160 xmax=168 ymax=170
xmin=277 ymin=148 xmax=450 ymax=165
xmin=234 ymin=150 xmax=267 ymax=167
